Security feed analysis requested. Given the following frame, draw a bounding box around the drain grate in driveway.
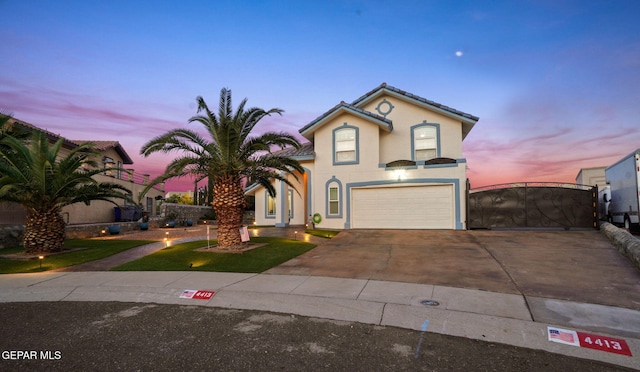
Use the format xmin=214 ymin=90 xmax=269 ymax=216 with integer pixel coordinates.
xmin=420 ymin=300 xmax=440 ymax=306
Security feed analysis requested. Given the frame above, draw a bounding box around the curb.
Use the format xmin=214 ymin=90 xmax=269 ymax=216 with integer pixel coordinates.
xmin=600 ymin=222 xmax=640 ymax=270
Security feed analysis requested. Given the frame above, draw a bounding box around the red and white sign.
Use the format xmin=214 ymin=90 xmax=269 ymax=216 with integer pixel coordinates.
xmin=547 ymin=327 xmax=632 ymax=356
xmin=547 ymin=327 xmax=579 ymax=346
xmin=180 ymin=289 xmax=216 ymax=300
xmin=240 ymin=226 xmax=250 ymax=242
xmin=577 ymin=331 xmax=632 ymax=357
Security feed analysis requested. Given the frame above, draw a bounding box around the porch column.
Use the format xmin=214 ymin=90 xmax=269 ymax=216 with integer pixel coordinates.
xmin=275 ymin=178 xmax=289 ymax=227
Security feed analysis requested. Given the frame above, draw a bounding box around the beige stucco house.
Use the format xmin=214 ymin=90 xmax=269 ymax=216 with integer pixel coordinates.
xmin=246 ymin=83 xmax=479 ymax=230
xmin=0 ymin=118 xmax=164 ymax=225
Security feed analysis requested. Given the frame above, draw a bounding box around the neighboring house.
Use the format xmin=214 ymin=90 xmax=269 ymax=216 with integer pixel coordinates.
xmin=246 ymin=83 xmax=479 ymax=230
xmin=0 ymin=118 xmax=165 ymax=225
xmin=575 ymin=166 xmax=607 ymax=189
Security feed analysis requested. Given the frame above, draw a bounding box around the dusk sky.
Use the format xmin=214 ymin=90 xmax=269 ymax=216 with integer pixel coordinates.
xmin=2 ymin=0 xmax=639 ymax=192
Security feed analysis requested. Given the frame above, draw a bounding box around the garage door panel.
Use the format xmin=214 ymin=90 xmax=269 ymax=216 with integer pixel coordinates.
xmin=352 ymin=185 xmax=454 ymax=229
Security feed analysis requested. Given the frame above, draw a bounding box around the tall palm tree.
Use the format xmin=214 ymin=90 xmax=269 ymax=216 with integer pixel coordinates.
xmin=0 ymin=131 xmax=132 ymax=254
xmin=141 ymin=88 xmax=304 ymax=249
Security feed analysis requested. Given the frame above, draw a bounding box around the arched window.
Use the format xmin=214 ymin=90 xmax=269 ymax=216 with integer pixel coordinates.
xmin=412 ymin=124 xmax=439 ymax=161
xmin=333 ymin=125 xmax=358 ymax=165
xmin=325 ymin=177 xmax=343 ymax=218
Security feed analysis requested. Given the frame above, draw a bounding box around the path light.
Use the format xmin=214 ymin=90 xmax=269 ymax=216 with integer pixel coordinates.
xmin=189 ymin=263 xmax=193 ymax=268
xmin=38 ymin=255 xmax=44 ymax=269
xmin=294 ymin=231 xmax=298 ymax=240
xmin=164 ymin=237 xmax=168 ymax=248
xmin=101 ymin=229 xmax=106 ymax=238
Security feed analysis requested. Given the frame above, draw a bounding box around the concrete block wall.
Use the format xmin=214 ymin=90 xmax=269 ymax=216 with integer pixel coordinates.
xmin=160 ymin=203 xmax=213 ymax=223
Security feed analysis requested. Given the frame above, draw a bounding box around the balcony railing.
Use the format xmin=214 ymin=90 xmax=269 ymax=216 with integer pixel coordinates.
xmin=103 ymin=168 xmax=165 ymax=192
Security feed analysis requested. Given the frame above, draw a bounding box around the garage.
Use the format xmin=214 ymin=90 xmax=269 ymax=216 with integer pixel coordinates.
xmin=351 ymin=185 xmax=454 ymax=229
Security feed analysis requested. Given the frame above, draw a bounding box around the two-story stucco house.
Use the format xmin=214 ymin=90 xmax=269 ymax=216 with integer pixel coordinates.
xmin=0 ymin=118 xmax=165 ymax=225
xmin=246 ymin=83 xmax=479 ymax=230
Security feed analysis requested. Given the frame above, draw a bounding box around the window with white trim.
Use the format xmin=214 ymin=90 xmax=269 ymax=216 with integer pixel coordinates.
xmin=334 ymin=127 xmax=356 ymax=163
xmin=414 ymin=126 xmax=437 ymax=161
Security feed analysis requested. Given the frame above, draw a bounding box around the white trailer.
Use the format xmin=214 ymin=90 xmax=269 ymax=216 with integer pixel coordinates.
xmin=597 ymin=185 xmax=610 ymax=221
xmin=605 ymin=149 xmax=640 ymax=229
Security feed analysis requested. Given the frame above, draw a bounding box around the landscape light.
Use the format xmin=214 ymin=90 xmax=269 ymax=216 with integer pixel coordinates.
xmin=38 ymin=255 xmax=44 ymax=269
xmin=294 ymin=231 xmax=298 ymax=240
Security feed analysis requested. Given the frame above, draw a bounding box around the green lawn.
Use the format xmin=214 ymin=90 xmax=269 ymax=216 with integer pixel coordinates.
xmin=0 ymin=239 xmax=155 ymax=274
xmin=111 ymin=237 xmax=315 ymax=272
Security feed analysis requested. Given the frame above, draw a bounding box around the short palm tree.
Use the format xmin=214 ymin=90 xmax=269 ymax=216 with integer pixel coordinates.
xmin=141 ymin=88 xmax=304 ymax=249
xmin=0 ymin=131 xmax=132 ymax=254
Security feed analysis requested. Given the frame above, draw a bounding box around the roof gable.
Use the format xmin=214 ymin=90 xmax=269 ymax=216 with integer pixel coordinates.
xmin=6 ymin=118 xmax=134 ymax=164
xmin=299 ymin=101 xmax=392 ymax=140
xmin=70 ymin=140 xmax=134 ymax=164
xmin=351 ymin=83 xmax=479 ymax=139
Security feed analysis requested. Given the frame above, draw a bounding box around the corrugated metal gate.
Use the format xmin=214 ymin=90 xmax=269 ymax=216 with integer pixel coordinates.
xmin=468 ymin=183 xmax=597 ymax=229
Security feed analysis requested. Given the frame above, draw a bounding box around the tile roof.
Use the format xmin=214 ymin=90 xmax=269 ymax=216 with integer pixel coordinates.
xmin=351 ymin=82 xmax=479 ymax=122
xmin=272 ymin=141 xmax=314 ymax=158
xmin=71 ymin=140 xmax=134 ymax=164
xmin=298 ymin=101 xmax=392 ymax=137
xmin=7 ymin=118 xmax=78 ymax=148
xmin=5 ymin=118 xmax=134 ymax=164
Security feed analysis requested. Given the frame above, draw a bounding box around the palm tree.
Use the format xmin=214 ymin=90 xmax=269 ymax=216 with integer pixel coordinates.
xmin=141 ymin=88 xmax=304 ymax=249
xmin=0 ymin=131 xmax=132 ymax=254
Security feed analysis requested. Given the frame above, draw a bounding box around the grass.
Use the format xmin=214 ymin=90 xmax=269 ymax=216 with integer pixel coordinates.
xmin=111 ymin=237 xmax=315 ymax=272
xmin=0 ymin=239 xmax=155 ymax=274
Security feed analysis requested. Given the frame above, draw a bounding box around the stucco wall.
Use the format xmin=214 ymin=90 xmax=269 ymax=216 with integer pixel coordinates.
xmin=252 ymin=171 xmax=307 ymax=227
xmin=307 ymin=104 xmax=468 ymax=230
xmin=62 ymin=174 xmax=164 ymax=224
xmin=360 ymin=97 xmax=464 ymax=162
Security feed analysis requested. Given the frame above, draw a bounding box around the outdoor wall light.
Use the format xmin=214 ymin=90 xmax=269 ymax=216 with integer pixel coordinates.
xmin=393 ymin=169 xmax=406 ymax=181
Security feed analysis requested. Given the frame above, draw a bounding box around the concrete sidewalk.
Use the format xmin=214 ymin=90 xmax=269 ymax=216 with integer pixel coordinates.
xmin=0 ymin=271 xmax=638 ymax=369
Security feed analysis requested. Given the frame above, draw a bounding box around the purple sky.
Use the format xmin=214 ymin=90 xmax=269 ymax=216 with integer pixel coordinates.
xmin=1 ymin=0 xmax=639 ymax=191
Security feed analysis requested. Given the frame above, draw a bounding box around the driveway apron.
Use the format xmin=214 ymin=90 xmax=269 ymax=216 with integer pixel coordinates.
xmin=266 ymin=229 xmax=640 ymax=311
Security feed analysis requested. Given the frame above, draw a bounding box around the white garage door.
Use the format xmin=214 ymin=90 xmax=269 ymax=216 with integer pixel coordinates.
xmin=351 ymin=185 xmax=454 ymax=229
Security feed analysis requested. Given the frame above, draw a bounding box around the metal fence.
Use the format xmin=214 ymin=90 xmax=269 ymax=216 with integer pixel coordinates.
xmin=468 ymin=183 xmax=597 ymax=229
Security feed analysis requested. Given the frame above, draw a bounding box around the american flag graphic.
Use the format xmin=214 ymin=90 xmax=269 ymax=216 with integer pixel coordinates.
xmin=547 ymin=327 xmax=579 ymax=346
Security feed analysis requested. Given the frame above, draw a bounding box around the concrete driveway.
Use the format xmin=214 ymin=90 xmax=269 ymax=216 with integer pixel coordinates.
xmin=267 ymin=229 xmax=640 ymax=311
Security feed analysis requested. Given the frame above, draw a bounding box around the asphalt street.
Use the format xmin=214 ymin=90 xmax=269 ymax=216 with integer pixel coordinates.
xmin=0 ymin=302 xmax=632 ymax=371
